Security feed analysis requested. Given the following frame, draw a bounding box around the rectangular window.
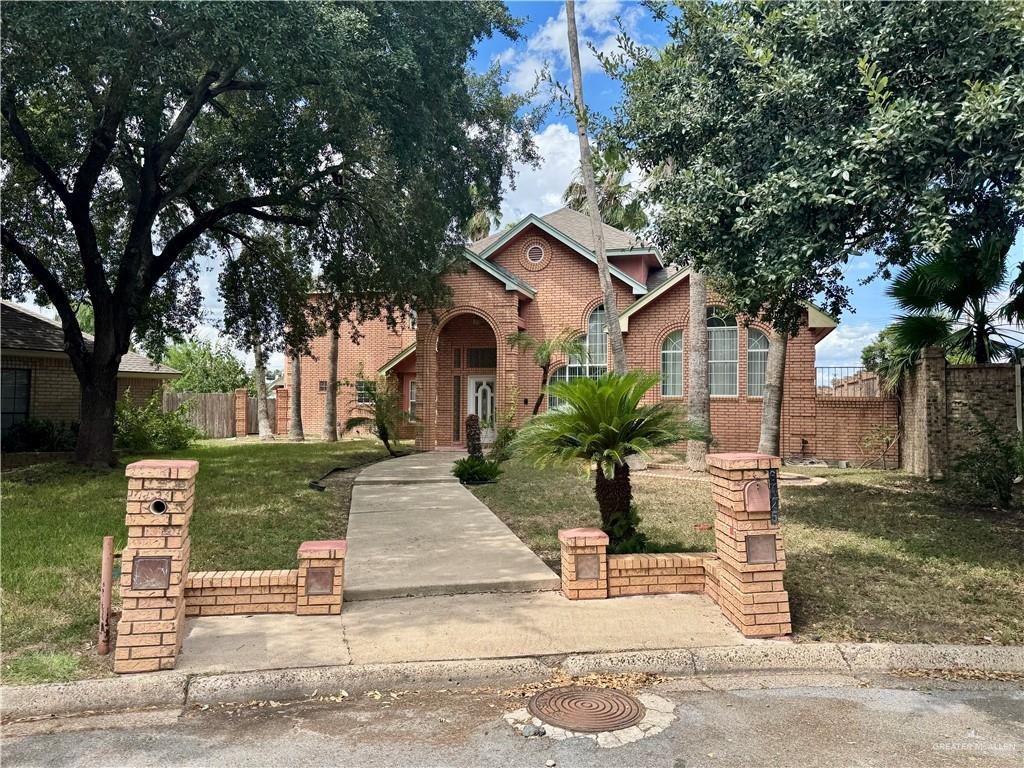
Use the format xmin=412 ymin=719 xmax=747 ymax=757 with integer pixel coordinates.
xmin=408 ymin=380 xmax=417 ymax=420
xmin=466 ymin=347 xmax=497 ymax=368
xmin=355 ymin=381 xmax=373 ymax=404
xmin=452 ymin=376 xmax=461 ymax=441
xmin=318 ymin=380 xmax=328 ymax=393
xmin=708 ymin=326 xmax=739 ymax=396
xmin=1 ymin=368 xmax=30 ymax=438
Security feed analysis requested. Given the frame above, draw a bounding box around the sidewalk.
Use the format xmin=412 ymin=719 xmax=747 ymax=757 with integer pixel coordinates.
xmin=344 ymin=452 xmax=560 ymax=600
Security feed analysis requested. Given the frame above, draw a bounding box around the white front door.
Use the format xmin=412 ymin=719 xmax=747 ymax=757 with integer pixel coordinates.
xmin=467 ymin=376 xmax=496 ymax=443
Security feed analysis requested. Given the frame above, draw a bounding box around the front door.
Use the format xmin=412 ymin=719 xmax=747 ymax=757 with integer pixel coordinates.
xmin=467 ymin=376 xmax=496 ymax=443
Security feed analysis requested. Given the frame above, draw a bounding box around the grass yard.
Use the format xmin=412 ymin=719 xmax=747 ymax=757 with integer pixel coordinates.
xmin=473 ymin=460 xmax=1024 ymax=646
xmin=1 ymin=439 xmax=388 ymax=684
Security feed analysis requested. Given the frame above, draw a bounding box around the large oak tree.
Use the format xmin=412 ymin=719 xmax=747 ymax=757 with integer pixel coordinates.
xmin=2 ymin=1 xmax=535 ymax=466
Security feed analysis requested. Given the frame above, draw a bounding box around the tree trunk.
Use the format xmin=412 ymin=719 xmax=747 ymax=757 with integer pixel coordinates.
xmin=565 ymin=0 xmax=627 ymax=374
xmin=533 ymin=364 xmax=550 ymax=415
xmin=593 ymin=466 xmax=638 ymax=548
xmin=322 ymin=325 xmax=339 ymax=442
xmin=686 ymin=272 xmax=711 ymax=471
xmin=289 ymin=352 xmax=304 ymax=442
xmin=253 ymin=339 xmax=274 ymax=441
xmin=757 ymin=330 xmax=788 ymax=457
xmin=75 ymin=363 xmax=121 ymax=468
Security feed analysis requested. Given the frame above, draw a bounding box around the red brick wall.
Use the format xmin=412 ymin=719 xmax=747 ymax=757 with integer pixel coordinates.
xmin=814 ymin=398 xmax=899 ymax=466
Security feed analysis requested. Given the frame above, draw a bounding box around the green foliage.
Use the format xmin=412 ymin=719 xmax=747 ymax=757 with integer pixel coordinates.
xmin=612 ymin=1 xmax=1024 ymax=334
xmin=165 ymin=339 xmax=250 ymax=394
xmin=465 ymin=414 xmax=484 ymax=459
xmin=489 ymin=426 xmax=518 ymax=462
xmin=2 ymin=419 xmax=78 ymax=453
xmin=507 ymin=329 xmax=587 ymax=414
xmin=952 ymin=413 xmax=1023 ymax=510
xmin=452 ymin=455 xmax=503 ymax=484
xmin=464 ymin=183 xmax=502 ymax=241
xmin=513 ymin=371 xmax=700 ymax=548
xmin=114 ymin=391 xmax=201 ymax=453
xmin=887 ymin=233 xmax=1020 ymax=364
xmin=343 ymin=376 xmax=407 ymax=457
xmin=2 ymin=652 xmax=79 ymax=684
xmin=562 ymin=144 xmax=648 ymax=232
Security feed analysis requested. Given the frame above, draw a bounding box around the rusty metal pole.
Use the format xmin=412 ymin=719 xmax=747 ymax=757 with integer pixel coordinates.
xmin=98 ymin=536 xmax=114 ymax=655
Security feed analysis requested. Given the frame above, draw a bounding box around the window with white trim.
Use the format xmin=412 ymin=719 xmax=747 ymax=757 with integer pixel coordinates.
xmin=660 ymin=330 xmax=684 ymax=397
xmin=747 ymin=329 xmax=769 ymax=397
xmin=547 ymin=305 xmax=608 ymax=409
xmin=408 ymin=379 xmax=417 ymax=420
xmin=355 ymin=381 xmax=373 ymax=404
xmin=707 ymin=308 xmax=738 ymax=396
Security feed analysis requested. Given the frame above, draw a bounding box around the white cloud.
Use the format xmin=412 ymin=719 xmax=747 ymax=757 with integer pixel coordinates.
xmin=497 ymin=0 xmax=641 ymax=96
xmin=498 ymin=122 xmax=579 ymax=225
xmin=814 ymin=322 xmax=880 ymax=367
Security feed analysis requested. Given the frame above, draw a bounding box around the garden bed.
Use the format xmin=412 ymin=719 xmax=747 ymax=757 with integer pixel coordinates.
xmin=471 ymin=459 xmax=1024 ymax=646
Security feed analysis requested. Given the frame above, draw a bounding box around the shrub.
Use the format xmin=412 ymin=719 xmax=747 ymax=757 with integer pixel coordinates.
xmin=115 ymin=390 xmax=202 ymax=453
xmin=489 ymin=425 xmax=517 ymax=462
xmin=452 ymin=455 xmax=502 ymax=484
xmin=951 ymin=412 xmax=1023 ymax=509
xmin=2 ymin=419 xmax=78 ymax=453
xmin=465 ymin=414 xmax=483 ymax=458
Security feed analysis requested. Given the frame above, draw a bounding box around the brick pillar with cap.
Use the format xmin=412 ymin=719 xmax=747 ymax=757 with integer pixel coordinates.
xmin=706 ymin=452 xmax=791 ymax=637
xmin=115 ymin=459 xmax=197 ymax=673
xmin=296 ymin=540 xmax=347 ymax=615
xmin=274 ymin=389 xmax=290 ymax=436
xmin=234 ymin=387 xmax=248 ymax=437
xmin=557 ymin=528 xmax=609 ymax=599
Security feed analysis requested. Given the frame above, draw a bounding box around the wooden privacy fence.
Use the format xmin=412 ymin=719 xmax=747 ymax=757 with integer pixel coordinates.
xmin=162 ymin=390 xmax=276 ymax=437
xmin=162 ymin=391 xmax=235 ymax=438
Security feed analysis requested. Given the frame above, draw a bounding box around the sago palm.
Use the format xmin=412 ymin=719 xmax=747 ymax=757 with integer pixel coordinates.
xmin=887 ymin=232 xmax=1021 ymax=365
xmin=513 ymin=371 xmax=702 ymax=551
xmin=562 ymin=145 xmax=648 ymax=233
xmin=343 ymin=376 xmax=407 ymax=457
xmin=506 ymin=329 xmax=586 ymax=415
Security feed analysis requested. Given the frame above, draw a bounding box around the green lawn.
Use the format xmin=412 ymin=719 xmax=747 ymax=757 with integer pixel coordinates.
xmin=1 ymin=439 xmax=388 ymax=683
xmin=473 ymin=460 xmax=1024 ymax=646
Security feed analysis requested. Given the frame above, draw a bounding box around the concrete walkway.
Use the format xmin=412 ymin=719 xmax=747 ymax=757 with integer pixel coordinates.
xmin=344 ymin=452 xmax=561 ymax=601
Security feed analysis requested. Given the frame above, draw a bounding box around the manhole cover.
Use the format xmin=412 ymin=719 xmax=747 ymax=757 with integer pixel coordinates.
xmin=526 ymin=686 xmax=646 ymax=733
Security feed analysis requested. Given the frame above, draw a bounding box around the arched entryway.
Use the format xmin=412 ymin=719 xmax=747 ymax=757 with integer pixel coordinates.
xmin=434 ymin=311 xmax=500 ymax=447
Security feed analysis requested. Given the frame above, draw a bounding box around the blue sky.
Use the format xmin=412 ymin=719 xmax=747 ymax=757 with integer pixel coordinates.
xmin=471 ymin=0 xmax=1023 ymax=366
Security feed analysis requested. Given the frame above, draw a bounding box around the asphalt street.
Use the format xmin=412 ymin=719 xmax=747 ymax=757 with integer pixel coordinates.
xmin=3 ymin=672 xmax=1022 ymax=767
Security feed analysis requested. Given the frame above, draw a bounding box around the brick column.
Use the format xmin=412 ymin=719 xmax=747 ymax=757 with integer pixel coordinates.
xmin=274 ymin=388 xmax=290 ymax=436
xmin=234 ymin=388 xmax=248 ymax=437
xmin=706 ymin=452 xmax=791 ymax=638
xmin=557 ymin=528 xmax=608 ymax=599
xmin=296 ymin=540 xmax=347 ymax=615
xmin=115 ymin=459 xmax=197 ymax=673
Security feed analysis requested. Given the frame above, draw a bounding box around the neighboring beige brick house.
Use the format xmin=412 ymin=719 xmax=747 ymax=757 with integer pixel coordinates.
xmin=1 ymin=301 xmax=179 ymax=437
xmin=288 ymin=208 xmax=856 ymax=456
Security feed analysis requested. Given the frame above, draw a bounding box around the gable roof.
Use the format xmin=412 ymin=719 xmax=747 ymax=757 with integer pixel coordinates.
xmin=379 ymin=342 xmax=416 ymax=374
xmin=469 ymin=210 xmax=650 ymax=295
xmin=617 ymin=270 xmax=838 ymax=338
xmin=462 ymin=248 xmax=536 ymax=298
xmin=1 ymin=301 xmax=180 ymax=376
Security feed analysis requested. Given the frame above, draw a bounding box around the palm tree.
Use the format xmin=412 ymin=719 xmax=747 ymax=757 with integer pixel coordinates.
xmin=288 ymin=350 xmax=304 ymax=442
xmin=343 ymin=375 xmax=407 ymax=457
xmin=506 ymin=329 xmax=586 ymax=415
xmin=464 ymin=183 xmax=501 ymax=242
xmin=514 ymin=371 xmax=701 ymax=551
xmin=322 ymin=324 xmax=339 ymax=442
xmin=565 ymin=0 xmax=628 ymax=375
xmin=887 ymin=232 xmax=1021 ymax=366
xmin=563 ymin=145 xmax=648 ymax=233
xmin=686 ymin=273 xmax=710 ymax=471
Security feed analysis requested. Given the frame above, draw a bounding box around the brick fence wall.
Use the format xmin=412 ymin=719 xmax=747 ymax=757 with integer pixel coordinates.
xmin=813 ymin=397 xmax=899 ymax=467
xmin=901 ymin=348 xmax=1021 ymax=479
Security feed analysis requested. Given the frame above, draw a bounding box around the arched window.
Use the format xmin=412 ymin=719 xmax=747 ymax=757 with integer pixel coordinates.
xmin=547 ymin=305 xmax=609 ymax=409
xmin=707 ymin=307 xmax=738 ymax=396
xmin=747 ymin=329 xmax=769 ymax=397
xmin=661 ymin=330 xmax=684 ymax=397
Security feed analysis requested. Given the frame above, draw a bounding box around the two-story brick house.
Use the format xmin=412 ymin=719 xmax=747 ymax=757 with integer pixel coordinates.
xmin=288 ymin=207 xmax=840 ymax=455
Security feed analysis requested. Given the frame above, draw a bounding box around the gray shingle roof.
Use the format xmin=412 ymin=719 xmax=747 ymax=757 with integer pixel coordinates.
xmin=467 ymin=207 xmax=652 ymax=255
xmin=1 ymin=301 xmax=179 ymax=376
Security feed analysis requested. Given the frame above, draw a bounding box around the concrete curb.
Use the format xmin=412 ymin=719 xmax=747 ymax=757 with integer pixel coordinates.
xmin=3 ymin=643 xmax=1022 ymax=721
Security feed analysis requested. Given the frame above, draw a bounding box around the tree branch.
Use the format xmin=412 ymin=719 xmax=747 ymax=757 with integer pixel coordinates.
xmin=1 ymin=226 xmax=89 ymax=364
xmin=1 ymin=90 xmax=73 ymax=206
